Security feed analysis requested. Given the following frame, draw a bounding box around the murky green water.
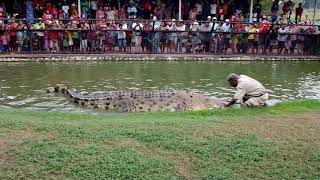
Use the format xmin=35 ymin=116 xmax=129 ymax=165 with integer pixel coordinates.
xmin=0 ymin=61 xmax=319 ymax=112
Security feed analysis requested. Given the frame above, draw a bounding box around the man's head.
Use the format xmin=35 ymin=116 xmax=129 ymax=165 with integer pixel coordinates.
xmin=225 ymin=19 xmax=230 ymax=25
xmin=227 ymin=73 xmax=239 ymax=87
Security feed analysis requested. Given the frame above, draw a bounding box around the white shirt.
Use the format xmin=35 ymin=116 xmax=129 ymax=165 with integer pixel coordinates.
xmin=91 ymin=1 xmax=97 ymax=10
xmin=117 ymin=27 xmax=126 ymax=39
xmin=277 ymin=28 xmax=288 ymax=41
xmin=210 ymin=4 xmax=217 ymax=14
xmin=62 ymin=5 xmax=69 ymax=14
xmin=234 ymin=75 xmax=266 ymax=100
xmin=132 ymin=22 xmax=143 ymax=30
xmin=195 ymin=3 xmax=202 ymax=13
xmin=177 ymin=24 xmax=186 ymax=31
xmin=221 ymin=23 xmax=231 ymax=32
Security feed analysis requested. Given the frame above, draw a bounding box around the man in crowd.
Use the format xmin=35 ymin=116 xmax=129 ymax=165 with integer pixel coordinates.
xmin=225 ymin=73 xmax=268 ymax=107
xmin=295 ymin=3 xmax=303 ymax=23
xmin=221 ymin=19 xmax=231 ymax=54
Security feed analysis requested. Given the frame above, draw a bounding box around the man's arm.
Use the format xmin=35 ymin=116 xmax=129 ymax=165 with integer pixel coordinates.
xmin=225 ymin=98 xmax=237 ymax=107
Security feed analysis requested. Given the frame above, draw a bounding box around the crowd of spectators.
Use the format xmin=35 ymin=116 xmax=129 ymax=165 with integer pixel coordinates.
xmin=0 ymin=0 xmax=319 ymax=54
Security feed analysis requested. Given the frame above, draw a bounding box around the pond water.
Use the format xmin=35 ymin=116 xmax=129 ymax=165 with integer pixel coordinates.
xmin=0 ymin=61 xmax=319 ymax=112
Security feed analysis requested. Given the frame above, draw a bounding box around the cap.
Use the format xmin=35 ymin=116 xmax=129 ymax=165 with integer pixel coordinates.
xmin=227 ymin=73 xmax=239 ymax=81
xmin=207 ymin=16 xmax=212 ymax=19
xmin=212 ymin=17 xmax=217 ymax=20
xmin=225 ymin=19 xmax=230 ymax=22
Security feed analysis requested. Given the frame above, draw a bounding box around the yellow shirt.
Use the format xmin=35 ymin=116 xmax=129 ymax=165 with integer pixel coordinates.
xmin=248 ymin=28 xmax=257 ymax=40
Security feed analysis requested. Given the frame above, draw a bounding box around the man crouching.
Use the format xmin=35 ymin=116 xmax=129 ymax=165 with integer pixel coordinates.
xmin=225 ymin=73 xmax=268 ymax=107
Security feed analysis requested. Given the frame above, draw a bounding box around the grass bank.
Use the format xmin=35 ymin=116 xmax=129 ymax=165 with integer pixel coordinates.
xmin=1 ymin=100 xmax=320 ymax=179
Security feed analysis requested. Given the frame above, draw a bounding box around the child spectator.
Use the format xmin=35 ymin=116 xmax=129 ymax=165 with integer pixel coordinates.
xmin=42 ymin=10 xmax=53 ymax=25
xmin=49 ymin=25 xmax=58 ymax=52
xmin=80 ymin=23 xmax=88 ymax=52
xmin=117 ymin=23 xmax=127 ymax=52
xmin=185 ymin=38 xmax=192 ymax=53
xmin=71 ymin=24 xmax=80 ymax=52
xmin=96 ymin=7 xmax=105 ymax=19
xmin=16 ymin=24 xmax=26 ymax=52
xmin=8 ymin=20 xmax=18 ymax=52
xmin=277 ymin=26 xmax=287 ymax=54
xmin=247 ymin=24 xmax=257 ymax=54
xmin=118 ymin=5 xmax=127 ymax=19
xmin=0 ymin=32 xmax=8 ymax=52
xmin=70 ymin=11 xmax=80 ymax=25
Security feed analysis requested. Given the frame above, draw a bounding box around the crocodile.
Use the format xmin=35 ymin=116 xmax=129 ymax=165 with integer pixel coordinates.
xmin=48 ymin=86 xmax=226 ymax=112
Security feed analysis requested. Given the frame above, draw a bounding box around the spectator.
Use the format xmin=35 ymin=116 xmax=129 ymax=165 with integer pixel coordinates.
xmin=89 ymin=0 xmax=98 ymax=19
xmin=96 ymin=7 xmax=105 ymax=19
xmin=34 ymin=3 xmax=44 ymax=18
xmin=248 ymin=24 xmax=257 ymax=54
xmin=70 ymin=11 xmax=80 ymax=24
xmin=295 ymin=3 xmax=303 ymax=23
xmin=167 ymin=19 xmax=177 ymax=53
xmin=210 ymin=0 xmax=217 ymax=18
xmin=118 ymin=5 xmax=127 ymax=20
xmin=277 ymin=26 xmax=287 ymax=54
xmin=48 ymin=24 xmax=58 ymax=52
xmin=117 ymin=23 xmax=127 ymax=52
xmin=195 ymin=0 xmax=203 ymax=21
xmin=253 ymin=0 xmax=262 ymax=22
xmin=132 ymin=20 xmax=143 ymax=52
xmin=81 ymin=0 xmax=89 ymax=19
xmin=189 ymin=7 xmax=197 ymax=22
xmin=217 ymin=4 xmax=225 ymax=21
xmin=258 ymin=17 xmax=270 ymax=54
xmin=127 ymin=2 xmax=137 ymax=19
xmin=221 ymin=19 xmax=231 ymax=54
xmin=151 ymin=16 xmax=161 ymax=53
xmin=271 ymin=0 xmax=279 ymax=22
xmin=16 ymin=23 xmax=27 ymax=52
xmin=62 ymin=3 xmax=70 ymax=19
xmin=159 ymin=21 xmax=168 ymax=53
xmin=52 ymin=5 xmax=58 ymax=19
xmin=80 ymin=23 xmax=88 ymax=52
xmin=8 ymin=20 xmax=18 ymax=52
xmin=42 ymin=10 xmax=53 ymax=25
xmin=1 ymin=32 xmax=9 ymax=52
xmin=176 ymin=21 xmax=186 ymax=53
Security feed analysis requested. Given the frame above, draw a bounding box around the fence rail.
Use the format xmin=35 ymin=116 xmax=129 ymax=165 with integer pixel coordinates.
xmin=0 ymin=18 xmax=319 ymax=55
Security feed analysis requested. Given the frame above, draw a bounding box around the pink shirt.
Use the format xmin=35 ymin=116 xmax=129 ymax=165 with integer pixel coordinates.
xmin=1 ymin=35 xmax=8 ymax=45
xmin=96 ymin=10 xmax=105 ymax=19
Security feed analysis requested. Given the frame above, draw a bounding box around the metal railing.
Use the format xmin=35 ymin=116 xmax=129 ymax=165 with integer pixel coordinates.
xmin=0 ymin=18 xmax=319 ymax=55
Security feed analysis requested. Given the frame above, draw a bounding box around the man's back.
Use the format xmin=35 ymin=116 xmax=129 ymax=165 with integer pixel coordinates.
xmin=237 ymin=75 xmax=266 ymax=96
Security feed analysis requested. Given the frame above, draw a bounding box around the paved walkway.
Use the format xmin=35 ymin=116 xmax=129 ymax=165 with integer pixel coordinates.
xmin=0 ymin=53 xmax=319 ymax=62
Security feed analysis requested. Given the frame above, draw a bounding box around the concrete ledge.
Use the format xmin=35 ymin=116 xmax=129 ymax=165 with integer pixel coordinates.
xmin=0 ymin=53 xmax=319 ymax=62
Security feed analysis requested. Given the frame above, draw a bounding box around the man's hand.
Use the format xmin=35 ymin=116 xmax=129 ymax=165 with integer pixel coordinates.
xmin=225 ymin=98 xmax=237 ymax=107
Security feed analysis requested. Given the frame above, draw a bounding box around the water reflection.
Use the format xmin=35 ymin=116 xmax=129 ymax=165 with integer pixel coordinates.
xmin=0 ymin=61 xmax=319 ymax=112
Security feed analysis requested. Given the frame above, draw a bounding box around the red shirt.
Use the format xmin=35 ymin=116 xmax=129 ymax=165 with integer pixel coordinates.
xmin=218 ymin=7 xmax=224 ymax=16
xmin=258 ymin=22 xmax=270 ymax=34
xmin=144 ymin=2 xmax=151 ymax=11
xmin=49 ymin=31 xmax=58 ymax=40
xmin=296 ymin=7 xmax=303 ymax=16
xmin=8 ymin=23 xmax=17 ymax=36
xmin=46 ymin=3 xmax=53 ymax=13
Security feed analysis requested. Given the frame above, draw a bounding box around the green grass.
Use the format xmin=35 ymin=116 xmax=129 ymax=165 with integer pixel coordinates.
xmin=1 ymin=100 xmax=320 ymax=179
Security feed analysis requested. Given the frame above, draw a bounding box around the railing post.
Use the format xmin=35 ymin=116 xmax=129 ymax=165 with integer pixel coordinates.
xmin=89 ymin=19 xmax=93 ymax=54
